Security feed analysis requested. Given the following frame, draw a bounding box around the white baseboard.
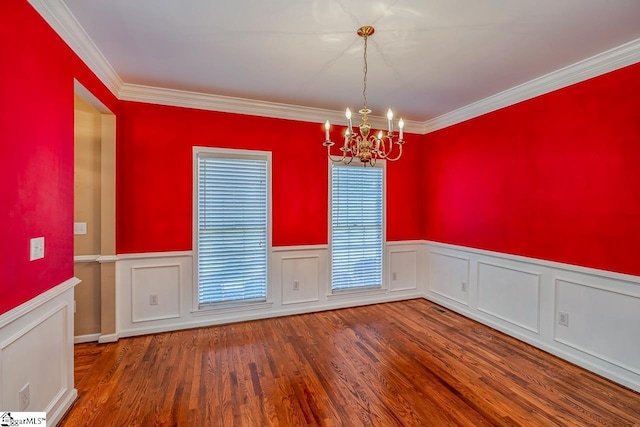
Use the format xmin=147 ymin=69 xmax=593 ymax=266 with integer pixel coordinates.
xmin=117 ymin=291 xmax=423 ymax=339
xmin=98 ymin=333 xmax=119 ymax=344
xmin=47 ymin=388 xmax=78 ymax=427
xmin=74 ymin=333 xmax=100 ymax=344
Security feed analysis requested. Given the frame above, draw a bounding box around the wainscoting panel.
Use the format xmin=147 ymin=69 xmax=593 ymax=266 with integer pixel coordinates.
xmin=281 ymin=256 xmax=320 ymax=305
xmin=424 ymin=241 xmax=640 ymax=393
xmin=555 ymin=278 xmax=640 ymax=376
xmin=427 ymin=251 xmax=470 ymax=306
xmin=131 ymin=264 xmax=181 ymax=322
xmin=0 ymin=278 xmax=78 ymax=426
xmin=477 ymin=262 xmax=540 ymax=333
xmin=116 ymin=253 xmax=192 ymax=334
xmin=388 ymin=248 xmax=418 ymax=292
xmin=114 ymin=243 xmax=422 ymax=339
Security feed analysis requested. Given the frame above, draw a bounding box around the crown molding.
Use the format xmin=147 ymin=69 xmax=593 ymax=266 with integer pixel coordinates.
xmin=25 ymin=1 xmax=640 ymax=135
xmin=421 ymin=37 xmax=640 ymax=134
xmin=27 ymin=0 xmax=123 ymax=95
xmin=119 ymin=83 xmax=425 ymax=134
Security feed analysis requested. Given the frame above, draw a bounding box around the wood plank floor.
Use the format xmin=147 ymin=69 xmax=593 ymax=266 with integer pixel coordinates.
xmin=60 ymin=299 xmax=640 ymax=426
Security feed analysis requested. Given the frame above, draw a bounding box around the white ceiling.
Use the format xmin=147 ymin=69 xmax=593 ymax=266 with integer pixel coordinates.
xmin=59 ymin=0 xmax=640 ymax=123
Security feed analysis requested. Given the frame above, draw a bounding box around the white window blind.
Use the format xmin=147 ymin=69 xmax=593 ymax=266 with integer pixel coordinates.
xmin=331 ymin=163 xmax=384 ymax=291
xmin=196 ymin=153 xmax=268 ymax=306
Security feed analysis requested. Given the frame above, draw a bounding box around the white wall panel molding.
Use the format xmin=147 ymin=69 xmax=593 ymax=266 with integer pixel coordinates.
xmin=386 ymin=240 xmax=426 ymax=247
xmin=387 ymin=244 xmax=423 ymax=292
xmin=425 ymin=241 xmax=640 ymax=285
xmin=427 ymin=251 xmax=470 ymax=306
xmin=272 ymin=244 xmax=329 ymax=252
xmin=116 ymin=255 xmax=192 ymax=334
xmin=0 ymin=277 xmax=79 ymax=328
xmin=422 ymin=38 xmax=640 ymax=133
xmin=555 ymin=278 xmax=640 ymax=377
xmin=74 ymin=254 xmax=100 ymax=263
xmin=424 ymin=241 xmax=640 ymax=392
xmin=27 ymin=0 xmax=123 ymax=95
xmin=0 ymin=278 xmax=77 ymax=426
xmin=131 ymin=264 xmax=182 ymax=323
xmin=280 ymin=256 xmax=321 ymax=305
xmin=477 ymin=261 xmax=541 ymax=334
xmin=74 ymin=254 xmax=118 ymax=263
xmin=117 ymin=251 xmax=193 ymax=260
xmin=115 ymin=244 xmax=421 ymax=338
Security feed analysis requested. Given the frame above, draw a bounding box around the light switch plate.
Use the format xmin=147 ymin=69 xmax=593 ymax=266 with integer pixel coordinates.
xmin=30 ymin=237 xmax=45 ymax=261
xmin=74 ymin=222 xmax=87 ymax=235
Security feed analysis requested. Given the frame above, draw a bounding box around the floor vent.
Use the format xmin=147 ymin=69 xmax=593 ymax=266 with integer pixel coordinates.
xmin=429 ymin=306 xmax=447 ymax=314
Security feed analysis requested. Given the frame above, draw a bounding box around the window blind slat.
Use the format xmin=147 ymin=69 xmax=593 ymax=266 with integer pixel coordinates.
xmin=197 ymin=155 xmax=268 ymax=305
xmin=331 ymin=163 xmax=383 ymax=291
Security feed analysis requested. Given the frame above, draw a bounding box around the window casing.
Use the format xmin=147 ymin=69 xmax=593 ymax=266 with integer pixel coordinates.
xmin=330 ymin=161 xmax=385 ymax=292
xmin=194 ymin=148 xmax=271 ymax=309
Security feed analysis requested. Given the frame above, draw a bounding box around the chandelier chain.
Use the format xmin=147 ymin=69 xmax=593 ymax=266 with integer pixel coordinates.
xmin=362 ymin=34 xmax=368 ymax=111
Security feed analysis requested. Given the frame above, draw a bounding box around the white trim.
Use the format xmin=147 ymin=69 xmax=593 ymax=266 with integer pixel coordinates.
xmin=74 ymin=333 xmax=100 ymax=344
xmin=27 ymin=0 xmax=122 ymax=96
xmin=74 ymin=254 xmax=118 ymax=263
xmin=48 ymin=388 xmax=78 ymax=427
xmin=98 ymin=333 xmax=119 ymax=344
xmin=422 ymin=38 xmax=640 ymax=133
xmin=476 ymin=260 xmax=542 ymax=334
xmin=26 ymin=2 xmax=640 ymax=134
xmin=386 ymin=240 xmax=425 ymax=247
xmin=553 ymin=278 xmax=640 ymax=376
xmin=0 ymin=278 xmax=77 ymax=425
xmin=119 ymin=83 xmax=424 ymax=134
xmin=74 ymin=254 xmax=99 ymax=263
xmin=191 ymin=301 xmax=275 ymax=317
xmin=425 ymin=240 xmax=640 ymax=284
xmin=0 ymin=277 xmax=80 ymax=328
xmin=272 ymin=244 xmax=328 ymax=252
xmin=116 ymin=251 xmax=192 ymax=260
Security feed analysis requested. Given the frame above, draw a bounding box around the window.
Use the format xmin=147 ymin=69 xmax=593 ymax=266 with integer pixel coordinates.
xmin=194 ymin=148 xmax=270 ymax=308
xmin=330 ymin=161 xmax=384 ymax=291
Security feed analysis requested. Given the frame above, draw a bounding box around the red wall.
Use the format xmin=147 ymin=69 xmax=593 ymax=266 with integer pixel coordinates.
xmin=423 ymin=62 xmax=640 ymax=276
xmin=116 ymin=101 xmax=423 ymax=253
xmin=5 ymin=0 xmax=638 ymax=316
xmin=0 ymin=0 xmax=117 ymax=315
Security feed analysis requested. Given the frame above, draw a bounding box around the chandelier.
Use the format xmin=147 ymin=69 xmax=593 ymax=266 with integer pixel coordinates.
xmin=323 ymin=26 xmax=405 ymax=166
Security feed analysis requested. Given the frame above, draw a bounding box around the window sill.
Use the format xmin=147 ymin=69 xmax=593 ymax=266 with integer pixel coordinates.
xmin=191 ymin=300 xmax=274 ymax=317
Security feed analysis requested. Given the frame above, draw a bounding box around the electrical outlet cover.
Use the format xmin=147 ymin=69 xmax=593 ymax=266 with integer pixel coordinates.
xmin=558 ymin=312 xmax=569 ymax=327
xmin=19 ymin=383 xmax=30 ymax=411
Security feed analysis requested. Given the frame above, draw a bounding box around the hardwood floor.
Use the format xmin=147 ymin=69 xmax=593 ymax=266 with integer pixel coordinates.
xmin=61 ymin=299 xmax=640 ymax=426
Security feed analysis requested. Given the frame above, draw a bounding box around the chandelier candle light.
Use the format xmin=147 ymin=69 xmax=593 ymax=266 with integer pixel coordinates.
xmin=323 ymin=26 xmax=405 ymax=165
